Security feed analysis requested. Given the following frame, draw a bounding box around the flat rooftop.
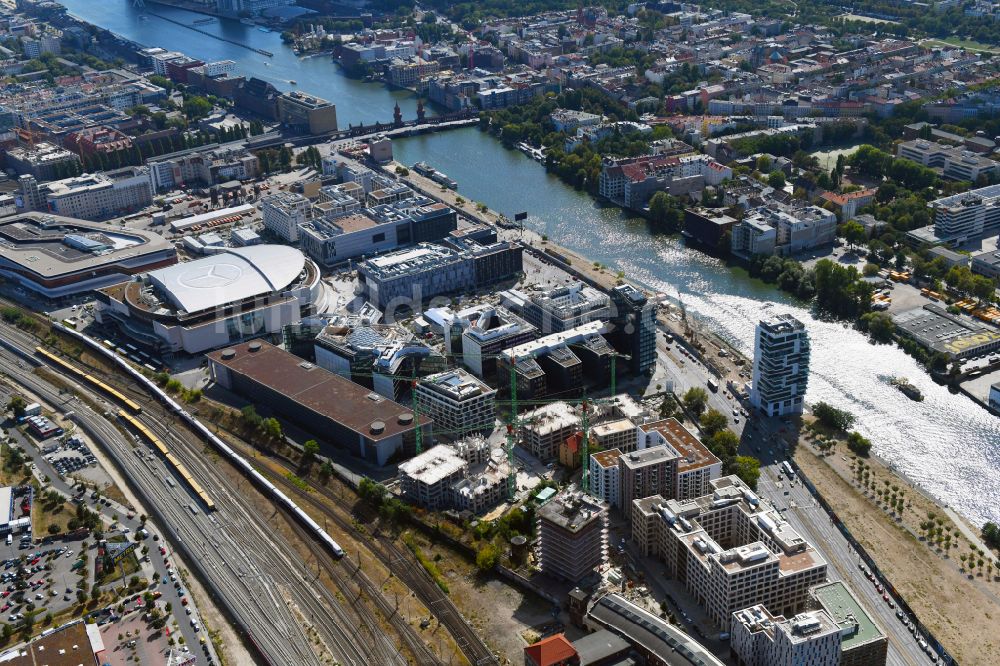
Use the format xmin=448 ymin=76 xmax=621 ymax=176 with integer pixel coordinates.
xmin=893 ymin=304 xmax=1000 ymax=355
xmin=538 ymin=492 xmax=607 ymax=533
xmin=398 ymin=444 xmax=466 ymax=485
xmin=811 ymin=581 xmax=885 ymax=651
xmin=591 ymin=448 xmax=623 ymax=469
xmin=620 ymin=444 xmax=676 ymax=470
xmin=0 ymin=212 xmax=174 ymax=278
xmin=207 ymin=341 xmax=425 ymax=442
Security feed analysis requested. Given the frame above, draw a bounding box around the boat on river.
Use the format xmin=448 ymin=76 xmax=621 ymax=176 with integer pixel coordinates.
xmin=889 ymin=376 xmax=923 ymax=401
xmin=412 ymin=161 xmax=457 ymax=189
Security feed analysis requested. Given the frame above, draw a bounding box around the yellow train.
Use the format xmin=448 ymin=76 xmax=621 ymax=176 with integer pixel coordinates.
xmin=118 ymin=409 xmax=216 ymax=512
xmin=35 ymin=347 xmax=143 ymax=414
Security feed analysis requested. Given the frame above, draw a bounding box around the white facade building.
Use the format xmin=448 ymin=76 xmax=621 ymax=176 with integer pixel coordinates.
xmin=260 ymin=191 xmax=310 ymax=243
xmin=731 ymin=606 xmax=842 ymax=666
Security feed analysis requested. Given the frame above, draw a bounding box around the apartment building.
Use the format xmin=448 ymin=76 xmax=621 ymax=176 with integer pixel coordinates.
xmin=731 ymin=606 xmax=841 ymax=666
xmin=260 ymin=191 xmax=310 ymax=243
xmin=520 ymin=402 xmax=580 ymax=462
xmin=500 ymin=282 xmax=611 ymax=334
xmin=896 ymin=139 xmax=1000 ymax=182
xmin=591 ymin=418 xmax=636 ymax=453
xmin=807 ymin=582 xmax=888 ymax=666
xmin=731 ymin=217 xmax=778 ymax=257
xmin=6 ymin=142 xmax=80 ymax=181
xmin=924 ymin=183 xmax=1000 ymax=245
xmin=589 ymin=448 xmax=623 ymax=507
xmin=537 ymin=491 xmax=609 ymax=582
xmin=398 ymin=441 xmax=508 ymax=514
xmin=819 ymin=189 xmax=876 ymax=222
xmin=43 ymin=167 xmax=152 ymax=220
xmin=460 ymin=306 xmax=537 ymax=378
xmin=637 ymin=419 xmax=722 ymax=500
xmin=398 ymin=445 xmax=468 ymax=509
xmin=147 ymin=144 xmax=259 ymax=191
xmin=415 ymin=369 xmax=497 ymax=438
xmin=632 ymin=475 xmax=827 ymax=629
xmin=751 ymin=314 xmax=810 ymax=417
xmin=619 ymin=446 xmax=678 ymax=512
xmin=598 ymin=154 xmax=731 ymax=209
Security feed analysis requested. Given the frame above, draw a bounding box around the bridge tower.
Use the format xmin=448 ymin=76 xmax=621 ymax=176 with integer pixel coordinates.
xmin=393 ymin=102 xmax=403 ymax=127
xmin=416 ymin=98 xmax=426 ymax=124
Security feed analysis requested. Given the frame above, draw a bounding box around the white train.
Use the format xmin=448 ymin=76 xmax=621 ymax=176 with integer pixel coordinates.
xmin=53 ymin=324 xmax=346 ymax=560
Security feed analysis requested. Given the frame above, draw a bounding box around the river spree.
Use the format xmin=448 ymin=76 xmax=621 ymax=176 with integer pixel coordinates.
xmin=60 ymin=0 xmax=1000 ymax=526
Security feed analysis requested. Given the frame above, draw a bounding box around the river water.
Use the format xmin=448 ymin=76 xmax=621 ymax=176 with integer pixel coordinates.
xmin=61 ymin=1 xmax=1000 ymax=526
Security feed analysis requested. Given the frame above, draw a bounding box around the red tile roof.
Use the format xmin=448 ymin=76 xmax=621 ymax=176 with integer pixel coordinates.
xmin=524 ymin=633 xmax=579 ymax=666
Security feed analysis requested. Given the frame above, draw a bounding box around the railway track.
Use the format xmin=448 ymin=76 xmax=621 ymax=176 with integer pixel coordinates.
xmin=6 ymin=319 xmax=496 ymax=664
xmin=0 ymin=350 xmax=318 ymax=665
xmin=258 ymin=460 xmax=498 ymax=666
xmin=0 ymin=328 xmax=401 ymax=666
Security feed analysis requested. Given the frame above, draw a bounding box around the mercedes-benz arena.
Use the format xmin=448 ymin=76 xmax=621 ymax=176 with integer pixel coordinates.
xmin=96 ymin=244 xmax=322 ymax=354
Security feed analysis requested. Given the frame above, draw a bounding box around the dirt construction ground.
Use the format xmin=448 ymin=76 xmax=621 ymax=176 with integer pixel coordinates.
xmin=795 ymin=446 xmax=1000 ymax=664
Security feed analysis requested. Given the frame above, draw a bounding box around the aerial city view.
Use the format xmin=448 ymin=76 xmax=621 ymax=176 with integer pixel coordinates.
xmin=0 ymin=0 xmax=998 ymax=663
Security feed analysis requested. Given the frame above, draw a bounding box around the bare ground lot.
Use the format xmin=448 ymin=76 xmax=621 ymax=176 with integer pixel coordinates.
xmin=401 ymin=528 xmax=554 ymax=665
xmin=794 ymin=445 xmax=1000 ymax=664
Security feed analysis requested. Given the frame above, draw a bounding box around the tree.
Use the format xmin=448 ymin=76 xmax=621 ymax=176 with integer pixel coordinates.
xmin=983 ymin=521 xmax=1000 ymax=551
xmin=846 ymin=431 xmax=872 ymax=456
xmin=972 ymin=275 xmax=997 ymax=303
xmin=708 ymin=430 xmax=739 ymax=460
xmin=859 ymin=312 xmax=895 ymax=344
xmin=182 ymin=95 xmax=213 ymax=120
xmin=767 ymin=170 xmax=786 ymax=189
xmin=812 ymin=402 xmax=855 ymax=432
xmin=648 ymin=191 xmax=683 ymax=232
xmin=682 ymin=387 xmax=709 ymax=417
xmin=842 ymin=220 xmax=867 ymax=249
xmin=659 ymin=394 xmax=679 ymax=419
xmin=699 ymin=409 xmax=728 ymax=438
xmin=302 ymin=439 xmax=320 ymax=465
xmin=475 ymin=543 xmax=500 ymax=571
xmin=5 ymin=395 xmax=26 ymax=418
xmin=728 ymin=456 xmax=761 ymax=489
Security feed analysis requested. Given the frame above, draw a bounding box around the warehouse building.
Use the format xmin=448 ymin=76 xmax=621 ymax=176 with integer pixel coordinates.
xmin=893 ymin=303 xmax=1000 ymax=359
xmin=207 ymin=340 xmax=431 ymax=465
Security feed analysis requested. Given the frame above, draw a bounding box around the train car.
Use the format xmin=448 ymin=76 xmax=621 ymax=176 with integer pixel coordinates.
xmin=36 ymin=346 xmax=143 ymax=413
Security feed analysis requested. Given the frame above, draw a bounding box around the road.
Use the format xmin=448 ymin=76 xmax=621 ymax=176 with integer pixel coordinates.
xmin=0 ymin=409 xmax=211 ymax=662
xmin=750 ymin=421 xmax=933 ymax=666
xmin=648 ymin=322 xmax=934 ymax=665
xmin=0 ymin=325 xmax=411 ymax=666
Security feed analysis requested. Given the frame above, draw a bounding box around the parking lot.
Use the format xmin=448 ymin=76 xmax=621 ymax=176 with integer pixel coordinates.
xmin=0 ymin=532 xmax=95 ymax=624
xmin=43 ymin=435 xmax=97 ymax=479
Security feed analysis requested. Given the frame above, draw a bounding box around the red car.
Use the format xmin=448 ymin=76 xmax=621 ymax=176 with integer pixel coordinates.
xmin=0 ymin=604 xmax=9 ymax=612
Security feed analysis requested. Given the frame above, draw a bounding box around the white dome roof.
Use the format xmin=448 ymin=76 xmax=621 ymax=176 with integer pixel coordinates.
xmin=149 ymin=244 xmax=306 ymax=314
